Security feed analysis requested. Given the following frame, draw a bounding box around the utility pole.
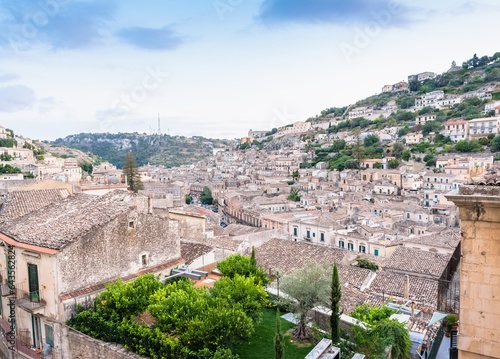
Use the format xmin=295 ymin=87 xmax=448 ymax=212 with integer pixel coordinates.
xmin=158 ymin=113 xmax=161 ymax=135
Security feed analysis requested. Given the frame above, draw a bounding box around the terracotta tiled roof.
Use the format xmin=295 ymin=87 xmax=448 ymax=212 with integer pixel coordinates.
xmin=205 ymin=236 xmax=243 ymax=251
xmin=369 ymin=271 xmax=438 ymax=307
xmin=255 ymin=238 xmax=372 ymax=290
xmin=181 ymin=240 xmax=213 ymax=263
xmin=404 ymin=230 xmax=460 ymax=250
xmin=385 ymin=246 xmax=450 ymax=278
xmin=0 ymin=188 xmax=70 ymax=220
xmin=0 ymin=191 xmax=133 ymax=250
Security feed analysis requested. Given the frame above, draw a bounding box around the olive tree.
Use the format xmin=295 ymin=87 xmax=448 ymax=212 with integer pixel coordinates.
xmin=281 ymin=262 xmax=330 ymax=340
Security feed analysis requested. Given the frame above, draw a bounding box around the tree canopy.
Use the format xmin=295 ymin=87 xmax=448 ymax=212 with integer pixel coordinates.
xmin=123 ymin=152 xmax=143 ymax=193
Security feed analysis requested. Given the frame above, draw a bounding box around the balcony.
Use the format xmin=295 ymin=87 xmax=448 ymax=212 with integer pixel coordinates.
xmin=16 ymin=287 xmax=46 ymax=312
xmin=0 ymin=279 xmax=24 ymax=298
xmin=303 ymin=235 xmax=312 ymax=241
xmin=0 ymin=317 xmax=56 ymax=358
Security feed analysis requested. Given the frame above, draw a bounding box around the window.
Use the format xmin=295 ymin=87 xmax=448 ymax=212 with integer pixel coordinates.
xmin=306 ymin=230 xmax=310 ymax=238
xmin=320 ymin=233 xmax=324 ymax=242
xmin=348 ymin=243 xmax=354 ymax=251
xmin=129 ymin=221 xmax=135 ymax=229
xmin=359 ymin=245 xmax=366 ymax=253
xmin=407 ymin=213 xmax=410 ymax=219
xmin=293 ymin=227 xmax=297 ymax=236
xmin=374 ymin=249 xmax=379 ymax=257
xmin=45 ymin=324 xmax=54 ymax=348
xmin=313 ymin=233 xmax=315 ymax=237
xmin=339 ymin=241 xmax=345 ymax=249
xmin=141 ymin=254 xmax=148 ymax=266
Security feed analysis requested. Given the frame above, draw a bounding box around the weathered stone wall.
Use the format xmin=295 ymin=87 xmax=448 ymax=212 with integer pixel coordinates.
xmin=67 ymin=328 xmax=142 ymax=359
xmin=168 ymin=212 xmax=205 ymax=241
xmin=447 ymin=189 xmax=500 ymax=359
xmin=57 ymin=211 xmax=180 ymax=301
xmin=0 ymin=179 xmax=36 ymax=194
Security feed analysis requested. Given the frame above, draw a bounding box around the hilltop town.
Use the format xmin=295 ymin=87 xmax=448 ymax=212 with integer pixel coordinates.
xmin=0 ymin=53 xmax=499 ymax=358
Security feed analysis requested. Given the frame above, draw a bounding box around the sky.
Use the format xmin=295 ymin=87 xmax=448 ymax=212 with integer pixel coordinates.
xmin=0 ymin=0 xmax=499 ymax=141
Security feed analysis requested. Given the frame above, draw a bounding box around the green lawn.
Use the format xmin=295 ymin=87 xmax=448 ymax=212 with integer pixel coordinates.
xmin=231 ymin=309 xmax=315 ymax=359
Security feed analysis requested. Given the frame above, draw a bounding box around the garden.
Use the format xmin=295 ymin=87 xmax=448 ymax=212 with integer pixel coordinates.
xmin=68 ymin=252 xmax=411 ymax=359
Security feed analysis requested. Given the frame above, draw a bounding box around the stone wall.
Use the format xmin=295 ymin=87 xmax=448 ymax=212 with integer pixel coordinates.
xmin=67 ymin=328 xmax=142 ymax=359
xmin=447 ymin=188 xmax=500 ymax=359
xmin=0 ymin=179 xmax=36 ymax=194
xmin=57 ymin=211 xmax=180 ymax=302
xmin=168 ymin=212 xmax=205 ymax=241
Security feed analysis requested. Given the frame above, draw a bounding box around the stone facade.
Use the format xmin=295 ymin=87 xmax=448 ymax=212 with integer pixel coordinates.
xmin=447 ymin=186 xmax=500 ymax=359
xmin=57 ymin=212 xmax=180 ymax=297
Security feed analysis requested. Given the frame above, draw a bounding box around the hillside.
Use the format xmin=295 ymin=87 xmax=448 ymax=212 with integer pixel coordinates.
xmin=51 ymin=133 xmax=233 ymax=168
xmin=36 ymin=142 xmax=96 ymax=164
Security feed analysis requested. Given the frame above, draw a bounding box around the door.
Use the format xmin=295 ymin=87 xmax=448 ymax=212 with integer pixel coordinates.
xmin=28 ymin=263 xmax=39 ymax=302
xmin=32 ymin=315 xmax=42 ymax=349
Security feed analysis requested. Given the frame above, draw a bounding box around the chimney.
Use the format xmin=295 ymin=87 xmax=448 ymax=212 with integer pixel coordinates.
xmin=403 ymin=275 xmax=409 ymax=299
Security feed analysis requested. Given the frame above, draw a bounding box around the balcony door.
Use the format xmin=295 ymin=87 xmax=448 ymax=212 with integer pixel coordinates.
xmin=28 ymin=263 xmax=39 ymax=301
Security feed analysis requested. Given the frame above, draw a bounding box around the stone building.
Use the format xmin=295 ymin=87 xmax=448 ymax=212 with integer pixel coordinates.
xmin=447 ymin=184 xmax=500 ymax=359
xmin=0 ymin=191 xmax=182 ymax=358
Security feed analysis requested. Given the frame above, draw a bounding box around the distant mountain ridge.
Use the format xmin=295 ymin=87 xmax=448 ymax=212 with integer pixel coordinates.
xmin=52 ymin=133 xmax=233 ymax=168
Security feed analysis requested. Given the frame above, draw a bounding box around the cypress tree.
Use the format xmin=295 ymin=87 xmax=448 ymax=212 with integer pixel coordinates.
xmin=123 ymin=152 xmax=143 ymax=193
xmin=250 ymin=246 xmax=257 ymax=268
xmin=275 ymin=308 xmax=284 ymax=359
xmin=331 ymin=263 xmax=342 ymax=343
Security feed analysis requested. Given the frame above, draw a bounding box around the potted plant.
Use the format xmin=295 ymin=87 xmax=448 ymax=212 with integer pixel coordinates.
xmin=444 ymin=315 xmax=457 ymax=337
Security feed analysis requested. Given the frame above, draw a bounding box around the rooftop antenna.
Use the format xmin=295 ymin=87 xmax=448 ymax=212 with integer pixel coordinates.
xmin=158 ymin=113 xmax=161 ymax=135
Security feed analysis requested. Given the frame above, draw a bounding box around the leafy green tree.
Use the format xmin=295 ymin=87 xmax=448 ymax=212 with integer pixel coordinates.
xmin=98 ymin=274 xmax=163 ymax=319
xmin=445 ymin=144 xmax=453 ymax=153
xmin=392 ymin=142 xmax=404 ymax=159
xmin=331 ymin=263 xmax=342 ymax=344
xmin=0 ymin=164 xmax=21 ymax=174
xmin=24 ymin=172 xmax=34 ymax=179
xmin=479 ymin=137 xmax=490 ymax=146
xmin=332 ymin=139 xmax=346 ymax=152
xmin=149 ymin=279 xmax=254 ymax=350
xmin=488 ymin=133 xmax=496 ymax=140
xmin=0 ymin=139 xmax=17 ymax=148
xmin=79 ymin=162 xmax=93 ymax=174
xmin=388 ymin=159 xmax=399 ymax=169
xmin=209 ymin=274 xmax=268 ymax=322
xmin=409 ymin=79 xmax=421 ymax=92
xmin=0 ymin=153 xmax=12 ymax=161
xmin=287 ymin=189 xmax=301 ymax=202
xmin=201 ymin=186 xmax=213 ymax=204
xmin=281 ymin=262 xmax=330 ymax=340
xmin=350 ymin=303 xmax=394 ymax=324
xmin=216 ymin=254 xmax=269 ymax=286
xmin=185 ymin=195 xmax=193 ymax=204
xmin=123 ymin=152 xmax=143 ymax=193
xmin=364 ymin=134 xmax=380 ymax=148
xmin=373 ymin=162 xmax=383 ymax=169
xmin=36 ymin=155 xmax=45 ymax=161
xmin=353 ymin=259 xmax=379 ymax=272
xmin=422 ymin=121 xmax=442 ymax=135
xmin=401 ymin=150 xmax=411 ymax=162
xmin=491 ymin=136 xmax=500 ymax=152
xmin=275 ymin=309 xmax=284 ymax=359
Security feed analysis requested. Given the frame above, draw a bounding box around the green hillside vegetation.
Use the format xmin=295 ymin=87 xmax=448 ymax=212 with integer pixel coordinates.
xmin=52 ymin=133 xmax=233 ymax=168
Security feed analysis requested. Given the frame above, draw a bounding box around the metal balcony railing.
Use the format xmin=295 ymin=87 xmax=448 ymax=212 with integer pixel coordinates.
xmin=16 ymin=286 xmax=46 ymax=311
